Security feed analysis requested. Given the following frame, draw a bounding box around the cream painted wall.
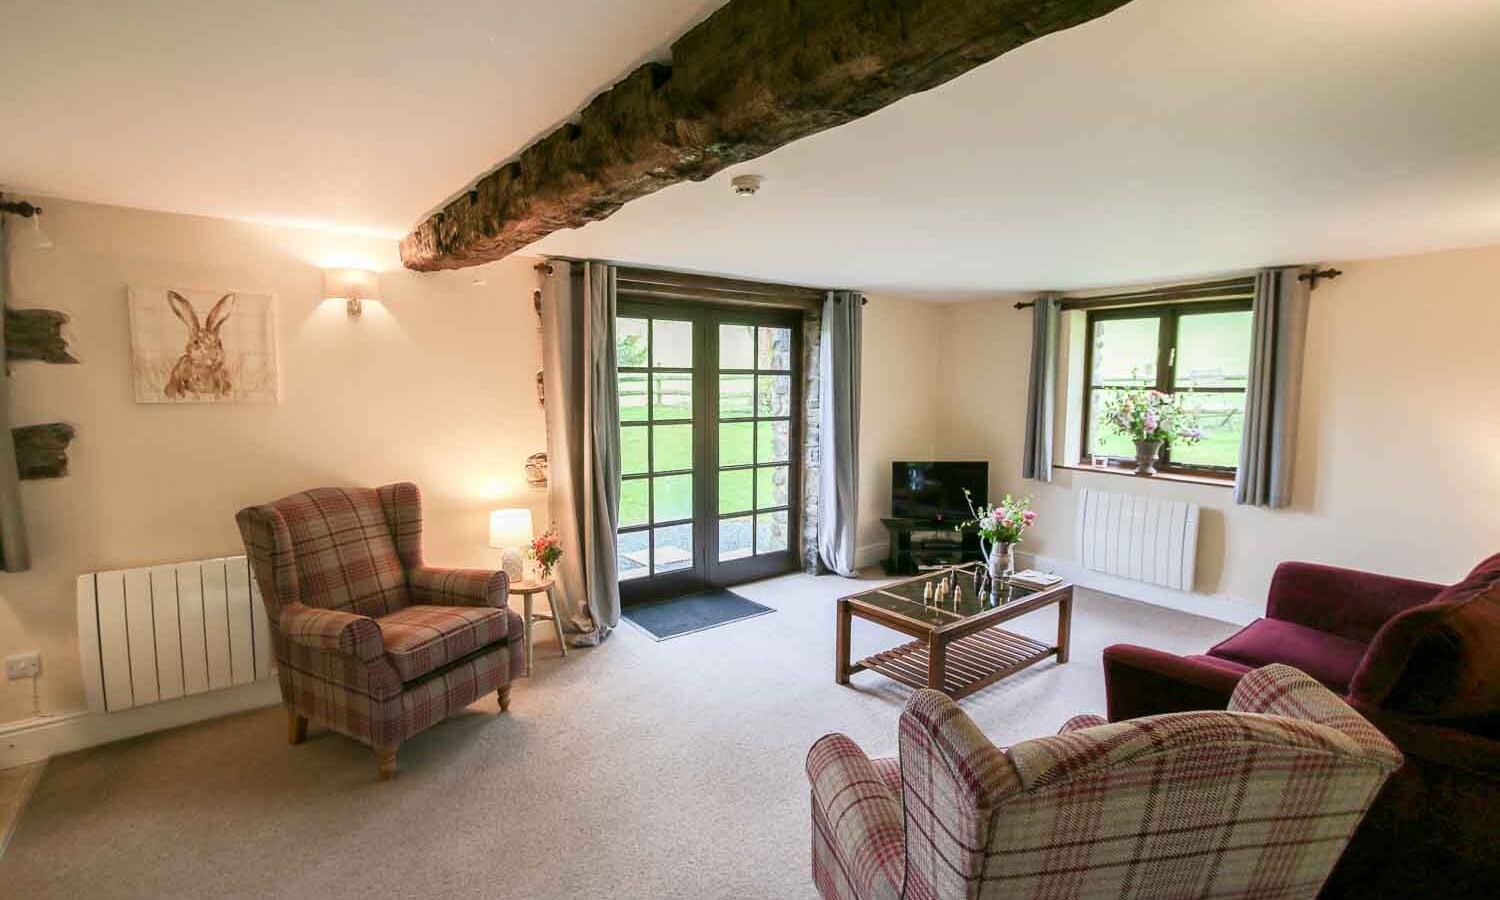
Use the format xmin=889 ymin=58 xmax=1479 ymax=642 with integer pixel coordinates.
xmin=854 ymin=295 xmax=943 ymax=563
xmin=936 ymin=243 xmax=1500 ymax=613
xmin=0 ymin=197 xmax=549 ymax=724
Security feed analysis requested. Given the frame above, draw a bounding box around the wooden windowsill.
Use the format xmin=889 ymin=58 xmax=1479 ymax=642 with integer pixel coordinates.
xmin=1055 ymin=463 xmax=1235 ymax=488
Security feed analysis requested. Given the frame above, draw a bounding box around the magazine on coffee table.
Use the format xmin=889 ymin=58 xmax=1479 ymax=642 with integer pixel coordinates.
xmin=1010 ymin=569 xmax=1063 ymax=589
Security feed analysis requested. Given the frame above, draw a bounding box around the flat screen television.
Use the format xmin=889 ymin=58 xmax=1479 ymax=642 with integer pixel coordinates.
xmin=891 ymin=461 xmax=988 ymax=524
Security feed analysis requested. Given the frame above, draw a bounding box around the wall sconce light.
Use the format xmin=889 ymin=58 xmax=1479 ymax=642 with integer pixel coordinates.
xmin=323 ymin=268 xmax=381 ymax=318
xmin=0 ymin=197 xmax=53 ymax=250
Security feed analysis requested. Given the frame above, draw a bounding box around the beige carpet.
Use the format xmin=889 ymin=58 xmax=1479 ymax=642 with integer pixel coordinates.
xmin=0 ymin=571 xmax=1237 ymax=899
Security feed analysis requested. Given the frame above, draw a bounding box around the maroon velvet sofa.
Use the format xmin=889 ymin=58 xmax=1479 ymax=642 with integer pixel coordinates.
xmin=1103 ymin=554 xmax=1500 ymax=899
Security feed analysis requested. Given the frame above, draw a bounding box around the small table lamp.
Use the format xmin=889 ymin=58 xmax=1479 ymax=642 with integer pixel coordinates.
xmin=489 ymin=508 xmax=534 ymax=582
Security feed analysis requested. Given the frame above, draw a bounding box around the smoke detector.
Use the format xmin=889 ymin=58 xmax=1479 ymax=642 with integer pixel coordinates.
xmin=731 ymin=174 xmax=764 ymax=197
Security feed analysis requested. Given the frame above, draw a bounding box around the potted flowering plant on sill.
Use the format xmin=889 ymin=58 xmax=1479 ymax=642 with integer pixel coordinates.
xmin=958 ymin=488 xmax=1037 ymax=579
xmin=1101 ymin=387 xmax=1204 ymax=475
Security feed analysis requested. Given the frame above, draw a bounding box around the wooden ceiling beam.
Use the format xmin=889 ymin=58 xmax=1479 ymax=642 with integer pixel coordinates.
xmin=400 ymin=0 xmax=1131 ymax=271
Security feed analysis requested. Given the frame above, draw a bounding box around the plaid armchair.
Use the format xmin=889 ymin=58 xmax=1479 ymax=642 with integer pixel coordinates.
xmin=236 ymin=482 xmax=524 ymax=780
xmin=807 ymin=665 xmax=1401 ymax=900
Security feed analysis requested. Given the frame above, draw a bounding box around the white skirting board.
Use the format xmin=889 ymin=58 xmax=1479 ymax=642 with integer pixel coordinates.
xmin=1031 ymin=553 xmax=1260 ymax=626
xmin=0 ymin=680 xmax=281 ymax=770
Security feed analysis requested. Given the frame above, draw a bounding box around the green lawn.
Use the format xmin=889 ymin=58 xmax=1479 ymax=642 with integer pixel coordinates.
xmin=618 ymin=421 xmax=790 ymax=527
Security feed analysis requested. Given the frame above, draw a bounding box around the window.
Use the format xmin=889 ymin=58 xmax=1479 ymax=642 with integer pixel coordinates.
xmin=1083 ymin=300 xmax=1253 ymax=476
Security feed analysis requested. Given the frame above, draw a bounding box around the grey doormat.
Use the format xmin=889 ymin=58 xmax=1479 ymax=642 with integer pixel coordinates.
xmin=621 ymin=589 xmax=774 ymax=641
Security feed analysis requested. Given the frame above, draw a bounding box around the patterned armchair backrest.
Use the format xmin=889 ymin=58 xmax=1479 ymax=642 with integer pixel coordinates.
xmin=237 ymin=483 xmax=422 ymax=620
xmin=899 ymin=665 xmax=1402 ymax=900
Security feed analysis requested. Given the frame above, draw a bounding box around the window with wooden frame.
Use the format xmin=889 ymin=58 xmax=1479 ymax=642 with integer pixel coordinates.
xmin=1082 ymin=299 xmax=1253 ymax=477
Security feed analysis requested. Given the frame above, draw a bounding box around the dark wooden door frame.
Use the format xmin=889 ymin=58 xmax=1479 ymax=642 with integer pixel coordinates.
xmin=616 ymin=298 xmax=803 ymax=605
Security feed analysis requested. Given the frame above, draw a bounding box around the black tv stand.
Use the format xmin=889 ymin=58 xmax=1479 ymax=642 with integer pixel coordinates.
xmin=880 ymin=517 xmax=982 ymax=576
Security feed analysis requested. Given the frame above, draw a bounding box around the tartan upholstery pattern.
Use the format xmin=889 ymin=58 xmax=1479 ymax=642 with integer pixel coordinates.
xmin=809 ymin=665 xmax=1401 ymax=900
xmin=236 ymin=482 xmax=520 ymax=755
xmin=275 ymin=486 xmax=409 ymax=618
xmin=408 ymin=565 xmax=510 ymax=609
xmin=377 ymin=604 xmax=509 ymax=681
xmin=280 ymin=602 xmax=384 ymax=661
xmin=809 ymin=734 xmax=905 ymax=900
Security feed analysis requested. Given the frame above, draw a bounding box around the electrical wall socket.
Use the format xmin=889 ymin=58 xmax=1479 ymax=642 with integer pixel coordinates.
xmin=5 ymin=651 xmax=41 ymax=680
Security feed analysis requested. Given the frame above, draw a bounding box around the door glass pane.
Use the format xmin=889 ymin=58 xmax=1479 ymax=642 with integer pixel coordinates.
xmin=758 ymin=326 xmax=792 ymax=370
xmin=1091 ymin=317 xmax=1159 ymax=386
xmin=757 ymin=420 xmax=790 ymax=463
xmin=652 ymin=424 xmax=692 ymax=472
xmin=756 ymin=510 xmax=789 ymax=554
xmin=719 ymin=374 xmax=754 ymax=418
xmin=619 ymin=373 xmax=648 ymax=421
xmin=652 ymin=319 xmax=693 ymax=368
xmin=719 ymin=515 xmax=753 ymax=562
xmin=652 ymin=474 xmax=692 ymax=522
xmin=719 ymin=469 xmax=753 ymax=515
xmin=756 ymin=465 xmax=790 ymax=509
xmin=653 ymin=524 xmax=693 ymax=574
xmin=1171 ymin=392 xmax=1246 ymax=468
xmin=619 ymin=478 xmax=649 ymax=528
xmin=1175 ymin=312 xmax=1252 ymax=389
xmin=719 ymin=422 xmax=753 ymax=467
xmin=617 ymin=530 xmax=649 ymax=581
xmin=720 ymin=324 xmax=754 ymax=369
xmin=756 ymin=375 xmax=792 ymax=417
xmin=617 ymin=317 xmax=649 ymax=368
xmin=653 ymin=372 xmax=692 ymax=421
xmin=620 ymin=425 xmax=648 ymax=475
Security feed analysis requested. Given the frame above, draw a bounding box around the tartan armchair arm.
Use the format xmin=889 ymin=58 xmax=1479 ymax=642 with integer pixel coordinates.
xmin=806 ymin=734 xmax=904 ymax=900
xmin=279 ymin=603 xmax=383 ymax=661
xmin=1229 ymin=663 xmax=1403 ymax=769
xmin=1059 ymin=714 xmax=1107 ymax=734
xmin=407 ymin=566 xmax=509 ymax=609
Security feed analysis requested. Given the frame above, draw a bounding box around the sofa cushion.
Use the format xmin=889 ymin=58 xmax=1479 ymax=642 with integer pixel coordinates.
xmin=1209 ymin=619 xmax=1369 ymax=694
xmin=1349 ymin=553 xmax=1500 ymax=729
xmin=378 ymin=605 xmax=509 ymax=682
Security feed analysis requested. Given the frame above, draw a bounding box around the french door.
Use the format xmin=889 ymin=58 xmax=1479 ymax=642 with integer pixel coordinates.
xmin=615 ymin=300 xmax=801 ymax=603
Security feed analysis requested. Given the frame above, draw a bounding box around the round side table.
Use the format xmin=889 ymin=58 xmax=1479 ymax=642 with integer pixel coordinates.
xmin=509 ymin=576 xmax=568 ymax=676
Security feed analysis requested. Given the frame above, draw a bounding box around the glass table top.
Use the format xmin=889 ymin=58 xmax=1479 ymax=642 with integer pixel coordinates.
xmin=845 ymin=562 xmax=1060 ymax=627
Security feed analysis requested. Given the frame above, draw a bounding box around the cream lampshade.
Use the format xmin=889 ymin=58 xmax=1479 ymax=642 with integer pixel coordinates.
xmin=489 ymin=508 xmax=534 ymax=582
xmin=323 ymin=267 xmax=381 ymax=318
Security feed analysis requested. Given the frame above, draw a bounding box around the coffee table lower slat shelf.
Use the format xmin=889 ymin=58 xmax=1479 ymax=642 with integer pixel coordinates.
xmin=857 ymin=627 xmax=1054 ymax=698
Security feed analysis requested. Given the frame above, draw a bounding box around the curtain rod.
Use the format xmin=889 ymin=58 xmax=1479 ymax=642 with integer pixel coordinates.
xmin=1013 ymin=268 xmax=1343 ymax=310
xmin=536 ymin=260 xmax=867 ymax=305
xmin=1013 ymin=276 xmax=1254 ymax=310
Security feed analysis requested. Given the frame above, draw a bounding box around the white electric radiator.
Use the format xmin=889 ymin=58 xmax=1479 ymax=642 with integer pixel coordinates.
xmin=76 ymin=555 xmax=275 ymax=714
xmin=1076 ymin=488 xmax=1200 ymax=591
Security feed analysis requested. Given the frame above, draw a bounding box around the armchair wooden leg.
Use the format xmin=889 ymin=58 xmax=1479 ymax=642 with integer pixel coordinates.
xmin=497 ymin=683 xmax=512 ymax=712
xmin=287 ymin=710 xmax=307 ymax=745
xmin=375 ymin=745 xmax=399 ymax=781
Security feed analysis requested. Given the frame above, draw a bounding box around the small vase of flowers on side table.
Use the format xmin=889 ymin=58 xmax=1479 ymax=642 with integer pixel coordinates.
xmin=1100 ymin=387 xmax=1204 ymax=475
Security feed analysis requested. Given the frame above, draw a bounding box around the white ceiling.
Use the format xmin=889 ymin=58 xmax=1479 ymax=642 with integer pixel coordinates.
xmin=6 ymin=0 xmax=1500 ymax=294
xmin=0 ymin=0 xmax=723 ymax=234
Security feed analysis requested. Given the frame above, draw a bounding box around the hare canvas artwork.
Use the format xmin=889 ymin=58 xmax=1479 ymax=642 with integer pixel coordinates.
xmin=128 ymin=286 xmax=278 ymax=403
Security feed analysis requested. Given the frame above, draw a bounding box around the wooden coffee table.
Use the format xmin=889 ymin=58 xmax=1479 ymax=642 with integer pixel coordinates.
xmin=836 ymin=562 xmax=1072 ymax=699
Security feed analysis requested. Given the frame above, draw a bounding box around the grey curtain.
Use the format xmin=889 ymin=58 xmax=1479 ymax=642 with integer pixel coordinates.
xmin=540 ymin=260 xmax=620 ymax=643
xmin=818 ymin=291 xmax=862 ymax=576
xmin=1022 ymin=293 xmax=1062 ymax=482
xmin=0 ymin=214 xmax=30 ymax=571
xmin=1236 ymin=267 xmax=1310 ymax=508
